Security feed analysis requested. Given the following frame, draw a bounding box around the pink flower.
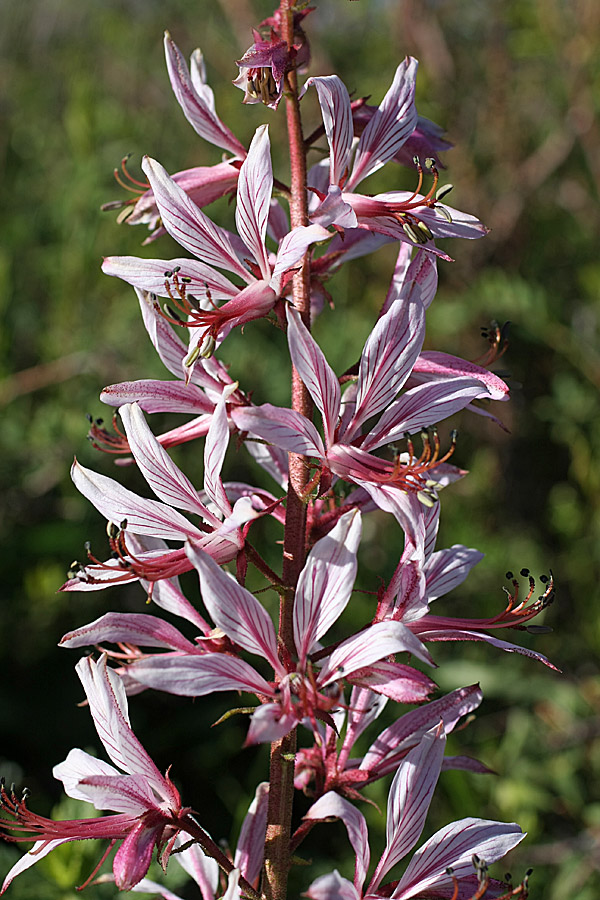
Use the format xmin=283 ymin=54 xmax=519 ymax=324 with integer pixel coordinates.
xmin=304 ymin=725 xmax=525 ymax=900
xmin=232 ymin=251 xmax=508 ymax=524
xmin=103 ymin=126 xmax=329 ymax=352
xmin=233 ymin=29 xmax=291 ymax=109
xmin=302 ymin=69 xmax=487 ymax=258
xmin=122 ymin=510 xmax=435 ymax=745
xmin=63 ymin=396 xmax=274 ymax=595
xmin=0 ymin=656 xmax=193 ymax=893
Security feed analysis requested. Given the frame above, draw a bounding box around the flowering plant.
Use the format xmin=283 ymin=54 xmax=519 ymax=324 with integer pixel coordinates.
xmin=1 ymin=4 xmax=555 ymax=899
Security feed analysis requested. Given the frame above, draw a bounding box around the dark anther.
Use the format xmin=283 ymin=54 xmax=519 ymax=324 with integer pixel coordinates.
xmin=540 ymin=574 xmax=549 ymax=584
xmin=172 ymin=265 xmax=181 ymax=274
xmin=520 ymin=567 xmax=530 ymax=577
xmin=181 ymin=276 xmax=192 ymax=284
xmin=164 ymin=270 xmax=173 ymax=278
xmin=445 ymin=866 xmax=454 ymax=875
xmin=106 ymin=522 xmax=120 ymax=540
xmin=95 ymin=418 xmax=103 ymax=426
xmin=86 ymin=413 xmax=93 ymax=423
xmin=505 ymin=571 xmax=514 ymax=580
xmin=120 ymin=518 xmax=128 ymax=530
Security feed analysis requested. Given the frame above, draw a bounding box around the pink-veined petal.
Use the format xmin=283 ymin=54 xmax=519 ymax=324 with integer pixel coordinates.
xmin=76 ymin=656 xmax=174 ymax=804
xmin=1 ymin=839 xmax=72 ymax=893
xmin=129 ymin=653 xmax=273 ymax=697
xmin=347 ymin=287 xmax=426 ymax=436
xmin=348 ymin=661 xmax=436 ymax=703
xmin=393 ymin=818 xmax=525 ymax=900
xmin=360 ymin=685 xmax=483 ymax=775
xmin=348 ymin=58 xmax=418 ymax=190
xmin=413 ymin=351 xmax=509 ymax=400
xmin=113 ymin=819 xmax=162 ymax=891
xmin=232 ymin=404 xmax=326 ymax=458
xmin=294 ymin=510 xmax=361 ymax=665
xmin=102 ymin=256 xmax=238 ymax=302
xmin=305 ymin=792 xmax=370 ymax=892
xmin=245 ymin=704 xmax=298 ymax=746
xmin=370 ymin=725 xmax=445 ymax=890
xmin=270 ymin=224 xmax=331 ymax=293
xmin=76 ymin=773 xmax=159 ymax=816
xmin=60 ymin=612 xmax=197 ymax=653
xmin=236 ymin=125 xmax=272 ymax=280
xmin=302 ymin=76 xmax=353 ymax=186
xmin=100 ymin=380 xmax=214 ymax=416
xmin=380 ymin=248 xmax=437 ymax=318
xmin=53 ymin=748 xmax=120 ymax=804
xmin=171 ymin=834 xmax=219 ymax=900
xmin=120 ymin=404 xmax=215 ymax=520
xmin=234 ymin=782 xmax=269 ymax=885
xmin=424 ymin=546 xmax=484 ymax=602
xmin=186 ymin=543 xmax=282 ymax=673
xmin=305 ymin=871 xmax=360 ymax=900
xmin=142 ymin=157 xmax=252 ymax=283
xmin=319 ymin=621 xmax=434 ymax=687
xmin=414 ymin=627 xmax=560 ymax=670
xmin=362 ymin=379 xmax=490 ymax=452
xmin=164 ymin=33 xmax=246 ymax=157
xmin=203 ymin=383 xmax=238 ymax=516
xmin=287 ymin=306 xmax=340 ymax=445
xmin=71 ymin=460 xmax=204 ymax=541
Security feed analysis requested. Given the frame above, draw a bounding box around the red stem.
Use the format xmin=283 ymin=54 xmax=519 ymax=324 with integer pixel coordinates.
xmin=263 ymin=3 xmax=313 ymax=899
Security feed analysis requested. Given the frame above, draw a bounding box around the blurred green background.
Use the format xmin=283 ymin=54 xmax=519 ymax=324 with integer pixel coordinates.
xmin=1 ymin=0 xmax=599 ymax=897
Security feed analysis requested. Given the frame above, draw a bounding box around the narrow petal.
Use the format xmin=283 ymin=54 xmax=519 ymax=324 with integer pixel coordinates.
xmin=100 ymin=380 xmax=213 ymax=415
xmin=173 ymin=834 xmax=219 ymax=900
xmin=76 ymin=656 xmax=175 ymax=805
xmin=142 ymin=157 xmax=252 ymax=282
xmin=393 ymin=818 xmax=525 ymax=899
xmin=319 ymin=621 xmax=434 ymax=687
xmin=294 ymin=510 xmax=362 ymax=665
xmin=413 ymin=351 xmax=509 ymax=400
xmin=60 ymin=612 xmax=197 ymax=653
xmin=234 ymin=782 xmax=269 ymax=885
xmin=348 ymin=661 xmax=436 ymax=703
xmin=113 ymin=819 xmax=162 ymax=891
xmin=2 ymin=840 xmax=71 ymax=893
xmin=186 ymin=543 xmax=283 ymax=674
xmin=415 ymin=627 xmax=560 ymax=670
xmin=129 ymin=653 xmax=274 ymax=697
xmin=270 ymin=224 xmax=331 ymax=293
xmin=424 ymin=546 xmax=484 ymax=601
xmin=71 ymin=459 xmax=204 ymax=541
xmin=203 ymin=383 xmax=236 ymax=515
xmin=370 ymin=725 xmax=446 ymax=889
xmin=305 ymin=793 xmax=370 ymax=892
xmin=287 ymin=307 xmax=340 ymax=445
xmin=236 ymin=125 xmax=272 ymax=280
xmin=120 ymin=403 xmax=215 ymax=520
xmin=347 ymin=285 xmax=426 ymax=435
xmin=102 ymin=256 xmax=238 ymax=302
xmin=348 ymin=58 xmax=418 ymax=189
xmin=360 ymin=684 xmax=483 ymax=775
xmin=232 ymin=404 xmax=326 ymax=458
xmin=164 ymin=33 xmax=246 ymax=157
xmin=302 ymin=76 xmax=353 ymax=186
xmin=362 ymin=379 xmax=490 ymax=452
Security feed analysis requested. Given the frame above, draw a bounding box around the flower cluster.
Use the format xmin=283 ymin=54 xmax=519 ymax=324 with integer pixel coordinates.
xmin=2 ymin=6 xmax=554 ymax=900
